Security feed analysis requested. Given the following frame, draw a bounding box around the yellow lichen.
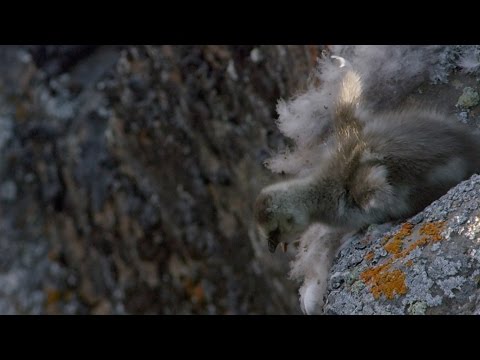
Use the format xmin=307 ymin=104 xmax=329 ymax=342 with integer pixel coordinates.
xmin=405 ymin=237 xmax=429 ymax=254
xmin=419 ymin=221 xmax=445 ymax=242
xmin=384 ymin=237 xmax=402 ymax=254
xmin=361 ymin=221 xmax=445 ymax=300
xmin=360 ymin=261 xmax=407 ymax=300
xmin=46 ymin=289 xmax=62 ymax=306
xmin=384 ymin=223 xmax=413 ymax=254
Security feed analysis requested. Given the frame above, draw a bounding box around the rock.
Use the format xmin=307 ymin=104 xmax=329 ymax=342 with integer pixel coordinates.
xmin=250 ymin=48 xmax=263 ymax=63
xmin=0 ymin=116 xmax=13 ymax=151
xmin=0 ymin=181 xmax=17 ymax=201
xmin=0 ymin=45 xmax=321 ymax=314
xmin=325 ymin=174 xmax=480 ymax=315
xmin=456 ymin=87 xmax=480 ymax=108
xmin=26 ymin=45 xmax=101 ymax=77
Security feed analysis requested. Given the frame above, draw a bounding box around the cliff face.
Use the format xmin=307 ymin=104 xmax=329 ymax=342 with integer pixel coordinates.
xmin=325 ymin=174 xmax=480 ymax=315
xmin=0 ymin=45 xmax=323 ymax=314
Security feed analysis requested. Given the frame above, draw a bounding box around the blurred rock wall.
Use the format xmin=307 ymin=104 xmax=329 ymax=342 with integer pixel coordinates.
xmin=0 ymin=45 xmax=322 ymax=314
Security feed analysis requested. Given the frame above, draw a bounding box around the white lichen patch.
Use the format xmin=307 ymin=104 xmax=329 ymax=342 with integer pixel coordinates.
xmin=402 ymin=263 xmax=437 ymax=307
xmin=407 ymin=301 xmax=427 ymax=315
xmin=456 ymin=87 xmax=480 ymax=109
xmin=437 ymin=276 xmax=467 ymax=298
xmin=458 ymin=216 xmax=480 ymax=241
xmin=250 ymin=48 xmax=262 ymax=63
xmin=425 ymin=293 xmax=443 ymax=307
xmin=226 ymin=60 xmax=238 ymax=81
xmin=427 ymin=257 xmax=462 ymax=278
xmin=468 ymin=248 xmax=480 ymax=262
xmin=431 ymin=242 xmax=441 ymax=252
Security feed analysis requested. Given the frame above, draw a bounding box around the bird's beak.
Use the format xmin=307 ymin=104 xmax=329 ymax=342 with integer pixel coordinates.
xmin=267 ymin=227 xmax=280 ymax=253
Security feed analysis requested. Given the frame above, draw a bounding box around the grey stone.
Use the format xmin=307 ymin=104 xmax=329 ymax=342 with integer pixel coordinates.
xmin=0 ymin=181 xmax=17 ymax=201
xmin=325 ymin=174 xmax=480 ymax=314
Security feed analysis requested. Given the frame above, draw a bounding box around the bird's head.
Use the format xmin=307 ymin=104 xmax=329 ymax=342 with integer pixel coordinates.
xmin=254 ymin=185 xmax=310 ymax=253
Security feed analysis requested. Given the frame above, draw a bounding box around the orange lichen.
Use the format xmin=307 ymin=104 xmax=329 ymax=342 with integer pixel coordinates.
xmin=360 ymin=221 xmax=445 ymax=300
xmin=365 ymin=251 xmax=374 ymax=261
xmin=384 ymin=237 xmax=402 ymax=254
xmin=360 ymin=261 xmax=407 ymax=299
xmin=384 ymin=223 xmax=413 ymax=254
xmin=192 ymin=284 xmax=205 ymax=303
xmin=419 ymin=221 xmax=445 ymax=242
xmin=183 ymin=278 xmax=206 ymax=304
xmin=46 ymin=289 xmax=62 ymax=306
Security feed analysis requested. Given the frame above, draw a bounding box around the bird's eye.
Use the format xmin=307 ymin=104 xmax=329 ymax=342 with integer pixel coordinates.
xmin=286 ymin=215 xmax=294 ymax=224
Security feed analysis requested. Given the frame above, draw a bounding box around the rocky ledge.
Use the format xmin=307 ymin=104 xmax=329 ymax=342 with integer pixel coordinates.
xmin=325 ymin=174 xmax=480 ymax=315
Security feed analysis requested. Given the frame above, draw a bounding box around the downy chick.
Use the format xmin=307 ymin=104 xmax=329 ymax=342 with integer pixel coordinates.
xmin=255 ymin=67 xmax=480 ymax=253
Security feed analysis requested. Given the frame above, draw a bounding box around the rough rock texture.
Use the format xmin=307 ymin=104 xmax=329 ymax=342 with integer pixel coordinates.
xmin=0 ymin=45 xmax=325 ymax=314
xmin=325 ymin=174 xmax=480 ymax=315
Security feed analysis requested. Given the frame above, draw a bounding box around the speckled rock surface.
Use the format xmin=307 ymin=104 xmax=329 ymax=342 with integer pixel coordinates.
xmin=325 ymin=174 xmax=480 ymax=315
xmin=0 ymin=45 xmax=323 ymax=314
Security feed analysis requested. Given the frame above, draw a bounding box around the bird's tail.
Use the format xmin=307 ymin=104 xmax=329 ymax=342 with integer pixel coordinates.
xmin=334 ymin=69 xmax=363 ymax=132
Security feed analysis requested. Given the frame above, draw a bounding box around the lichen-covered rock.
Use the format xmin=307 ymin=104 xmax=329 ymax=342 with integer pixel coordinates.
xmin=325 ymin=174 xmax=480 ymax=315
xmin=456 ymin=86 xmax=480 ymax=109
